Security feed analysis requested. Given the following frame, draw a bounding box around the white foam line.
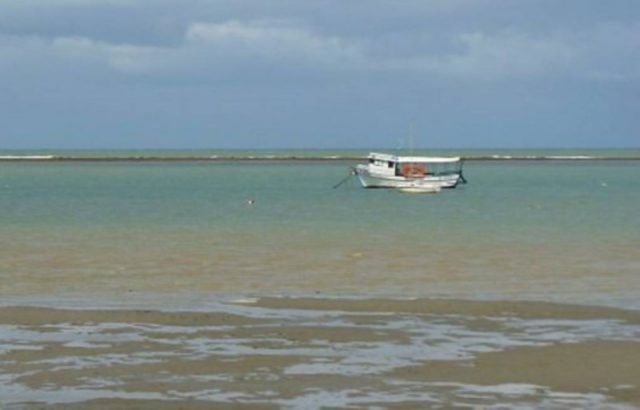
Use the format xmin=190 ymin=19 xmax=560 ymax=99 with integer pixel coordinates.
xmin=0 ymin=155 xmax=55 ymax=159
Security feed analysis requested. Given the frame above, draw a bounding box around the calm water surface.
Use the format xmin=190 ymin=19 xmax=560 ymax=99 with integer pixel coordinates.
xmin=1 ymin=158 xmax=639 ymax=308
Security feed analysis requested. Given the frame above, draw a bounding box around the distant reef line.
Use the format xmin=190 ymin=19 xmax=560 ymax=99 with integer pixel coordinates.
xmin=1 ymin=155 xmax=640 ymax=162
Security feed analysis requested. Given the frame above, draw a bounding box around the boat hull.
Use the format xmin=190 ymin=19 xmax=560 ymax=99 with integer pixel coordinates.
xmin=355 ymin=165 xmax=461 ymax=189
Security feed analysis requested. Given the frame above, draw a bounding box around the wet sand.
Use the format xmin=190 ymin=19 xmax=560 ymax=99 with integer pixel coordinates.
xmin=1 ymin=297 xmax=639 ymax=409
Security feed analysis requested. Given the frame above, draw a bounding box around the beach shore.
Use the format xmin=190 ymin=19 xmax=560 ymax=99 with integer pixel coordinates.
xmin=2 ymin=297 xmax=639 ymax=409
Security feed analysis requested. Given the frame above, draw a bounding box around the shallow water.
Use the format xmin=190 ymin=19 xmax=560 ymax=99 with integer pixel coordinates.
xmin=1 ymin=298 xmax=639 ymax=409
xmin=1 ymin=157 xmax=639 ymax=308
xmin=1 ymin=154 xmax=640 ymax=408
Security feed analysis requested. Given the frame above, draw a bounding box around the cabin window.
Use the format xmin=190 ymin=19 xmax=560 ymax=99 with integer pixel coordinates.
xmin=388 ymin=161 xmax=394 ymax=168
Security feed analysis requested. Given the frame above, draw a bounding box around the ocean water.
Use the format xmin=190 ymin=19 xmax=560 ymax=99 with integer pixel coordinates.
xmin=1 ymin=152 xmax=639 ymax=308
xmin=2 ymin=151 xmax=640 ymax=409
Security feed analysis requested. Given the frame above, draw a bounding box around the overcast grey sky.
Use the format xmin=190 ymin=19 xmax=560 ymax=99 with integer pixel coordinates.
xmin=1 ymin=0 xmax=638 ymax=149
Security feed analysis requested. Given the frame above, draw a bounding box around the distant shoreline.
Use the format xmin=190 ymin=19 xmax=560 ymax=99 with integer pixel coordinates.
xmin=1 ymin=155 xmax=640 ymax=162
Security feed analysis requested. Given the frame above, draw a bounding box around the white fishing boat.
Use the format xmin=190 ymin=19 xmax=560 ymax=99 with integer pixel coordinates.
xmin=354 ymin=152 xmax=465 ymax=189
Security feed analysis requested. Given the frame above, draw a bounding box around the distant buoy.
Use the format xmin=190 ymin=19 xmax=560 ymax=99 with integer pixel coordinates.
xmin=246 ymin=199 xmax=256 ymax=205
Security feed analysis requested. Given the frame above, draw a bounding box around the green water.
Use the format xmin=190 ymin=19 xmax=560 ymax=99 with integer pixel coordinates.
xmin=1 ymin=156 xmax=639 ymax=307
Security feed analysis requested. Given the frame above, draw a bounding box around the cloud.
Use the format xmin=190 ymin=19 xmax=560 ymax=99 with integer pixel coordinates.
xmin=100 ymin=20 xmax=368 ymax=80
xmin=418 ymin=30 xmax=577 ymax=80
xmin=378 ymin=22 xmax=640 ymax=82
xmin=0 ymin=20 xmax=365 ymax=79
xmin=0 ymin=1 xmax=637 ymax=148
xmin=1 ymin=15 xmax=638 ymax=84
xmin=185 ymin=20 xmax=362 ymax=68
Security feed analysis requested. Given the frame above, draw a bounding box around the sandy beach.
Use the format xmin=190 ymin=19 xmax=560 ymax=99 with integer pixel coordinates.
xmin=2 ymin=297 xmax=639 ymax=409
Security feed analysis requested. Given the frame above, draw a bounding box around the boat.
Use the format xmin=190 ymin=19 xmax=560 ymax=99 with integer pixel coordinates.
xmin=398 ymin=181 xmax=442 ymax=194
xmin=354 ymin=152 xmax=465 ymax=189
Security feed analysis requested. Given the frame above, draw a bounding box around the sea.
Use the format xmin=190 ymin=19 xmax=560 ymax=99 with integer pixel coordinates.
xmin=1 ymin=148 xmax=639 ymax=308
xmin=1 ymin=148 xmax=639 ymax=408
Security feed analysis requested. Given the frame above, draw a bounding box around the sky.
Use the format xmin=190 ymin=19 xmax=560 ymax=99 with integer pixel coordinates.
xmin=0 ymin=0 xmax=638 ymax=149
